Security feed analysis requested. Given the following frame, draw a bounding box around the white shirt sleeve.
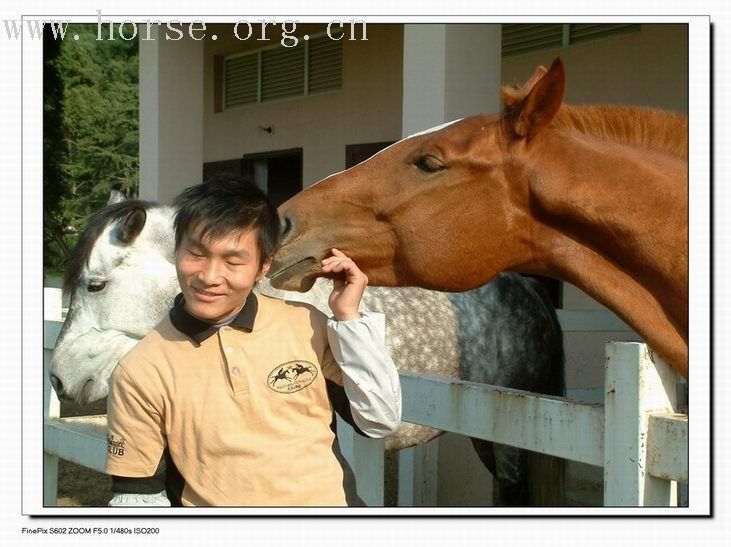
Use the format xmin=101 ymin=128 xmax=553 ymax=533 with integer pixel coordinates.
xmin=326 ymin=311 xmax=402 ymax=438
xmin=108 ymin=491 xmax=171 ymax=507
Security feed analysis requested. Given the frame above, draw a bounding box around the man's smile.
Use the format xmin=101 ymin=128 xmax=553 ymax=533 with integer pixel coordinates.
xmin=192 ymin=287 xmax=225 ymax=301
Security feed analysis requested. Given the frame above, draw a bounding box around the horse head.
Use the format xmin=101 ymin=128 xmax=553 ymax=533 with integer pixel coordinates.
xmin=269 ymin=57 xmax=690 ymax=378
xmin=269 ymin=59 xmax=566 ymax=292
xmin=49 ymin=196 xmax=179 ymax=404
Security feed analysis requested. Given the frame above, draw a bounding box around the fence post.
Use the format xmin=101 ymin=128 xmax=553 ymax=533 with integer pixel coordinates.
xmin=336 ymin=416 xmax=385 ymax=506
xmin=43 ymin=287 xmax=63 ymax=506
xmin=604 ymin=342 xmax=678 ymax=506
xmin=397 ymin=440 xmax=439 ymax=506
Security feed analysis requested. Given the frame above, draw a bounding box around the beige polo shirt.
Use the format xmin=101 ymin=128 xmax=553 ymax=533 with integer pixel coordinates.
xmin=105 ymin=292 xmax=358 ymax=506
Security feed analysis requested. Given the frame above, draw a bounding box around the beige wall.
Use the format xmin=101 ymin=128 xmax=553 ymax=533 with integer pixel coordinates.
xmin=502 ymin=24 xmax=688 ymax=112
xmin=202 ymin=24 xmax=404 ymax=187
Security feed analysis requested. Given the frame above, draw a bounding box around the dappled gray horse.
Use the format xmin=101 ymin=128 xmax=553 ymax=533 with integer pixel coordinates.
xmin=50 ymin=197 xmax=565 ymax=505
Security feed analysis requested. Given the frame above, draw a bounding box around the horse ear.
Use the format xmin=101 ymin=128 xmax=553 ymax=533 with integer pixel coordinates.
xmin=107 ymin=190 xmax=127 ymax=205
xmin=117 ymin=208 xmax=147 ymax=245
xmin=511 ymin=58 xmax=565 ymax=141
xmin=501 ymin=64 xmax=549 ymax=109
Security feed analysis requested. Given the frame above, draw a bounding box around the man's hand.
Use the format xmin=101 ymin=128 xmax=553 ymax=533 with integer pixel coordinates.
xmin=321 ymin=248 xmax=368 ymax=321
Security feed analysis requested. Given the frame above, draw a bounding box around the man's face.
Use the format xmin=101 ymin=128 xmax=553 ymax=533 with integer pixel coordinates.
xmin=175 ymin=226 xmax=271 ymax=322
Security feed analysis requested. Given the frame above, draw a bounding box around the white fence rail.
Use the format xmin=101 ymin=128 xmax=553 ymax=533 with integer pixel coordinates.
xmin=42 ymin=292 xmax=688 ymax=508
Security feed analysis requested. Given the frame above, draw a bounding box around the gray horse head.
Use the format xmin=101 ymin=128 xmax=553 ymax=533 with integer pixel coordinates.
xmin=50 ymin=200 xmax=178 ymax=404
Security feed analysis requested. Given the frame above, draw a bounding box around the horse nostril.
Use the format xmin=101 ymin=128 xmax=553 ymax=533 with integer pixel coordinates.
xmin=50 ymin=374 xmax=64 ymax=398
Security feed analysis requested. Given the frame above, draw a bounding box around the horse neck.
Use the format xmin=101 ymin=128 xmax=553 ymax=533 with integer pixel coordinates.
xmin=531 ymin=126 xmax=686 ymax=273
xmin=519 ymin=129 xmax=688 ymax=345
xmin=531 ymin=228 xmax=688 ymax=377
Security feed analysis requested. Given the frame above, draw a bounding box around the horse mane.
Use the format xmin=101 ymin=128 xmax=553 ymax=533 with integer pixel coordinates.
xmin=500 ymin=81 xmax=687 ymax=158
xmin=551 ymin=104 xmax=688 ymax=159
xmin=63 ymin=200 xmax=161 ymax=294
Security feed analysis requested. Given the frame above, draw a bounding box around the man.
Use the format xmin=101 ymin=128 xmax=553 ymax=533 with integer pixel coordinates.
xmin=105 ymin=175 xmax=401 ymax=506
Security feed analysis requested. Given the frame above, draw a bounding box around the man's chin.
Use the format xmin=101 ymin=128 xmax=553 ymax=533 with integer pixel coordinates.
xmin=184 ymin=301 xmax=230 ymax=322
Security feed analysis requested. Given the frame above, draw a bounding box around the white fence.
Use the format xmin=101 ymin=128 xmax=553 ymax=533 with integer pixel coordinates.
xmin=42 ymin=287 xmax=688 ymax=507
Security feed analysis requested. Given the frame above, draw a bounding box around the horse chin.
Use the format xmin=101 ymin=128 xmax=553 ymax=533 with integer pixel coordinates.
xmin=268 ymin=257 xmax=319 ymax=292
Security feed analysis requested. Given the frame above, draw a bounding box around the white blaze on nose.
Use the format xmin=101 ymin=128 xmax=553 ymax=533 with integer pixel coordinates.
xmin=405 ymin=118 xmax=464 ymax=139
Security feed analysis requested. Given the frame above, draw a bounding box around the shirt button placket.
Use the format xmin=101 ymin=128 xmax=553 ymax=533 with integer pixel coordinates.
xmin=219 ymin=330 xmax=246 ymax=393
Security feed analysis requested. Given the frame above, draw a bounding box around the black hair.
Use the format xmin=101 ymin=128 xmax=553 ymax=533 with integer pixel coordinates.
xmin=172 ymin=175 xmax=281 ymax=265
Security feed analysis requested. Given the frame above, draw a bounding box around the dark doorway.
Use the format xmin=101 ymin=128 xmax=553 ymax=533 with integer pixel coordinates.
xmin=202 ymin=150 xmax=302 ymax=208
xmin=241 ymin=148 xmax=303 ymax=208
xmin=345 ymin=141 xmax=395 ymax=169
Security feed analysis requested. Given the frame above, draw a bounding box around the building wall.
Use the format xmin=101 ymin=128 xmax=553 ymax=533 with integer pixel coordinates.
xmin=202 ymin=24 xmax=404 ymax=187
xmin=501 ymin=24 xmax=688 ymax=112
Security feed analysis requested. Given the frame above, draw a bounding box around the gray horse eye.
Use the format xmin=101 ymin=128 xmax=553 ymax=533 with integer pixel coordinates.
xmin=87 ymin=280 xmax=107 ymax=293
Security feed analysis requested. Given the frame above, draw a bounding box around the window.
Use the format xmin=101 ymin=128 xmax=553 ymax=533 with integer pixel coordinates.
xmin=222 ymin=31 xmax=343 ymax=110
xmin=502 ymin=24 xmax=564 ymax=56
xmin=502 ymin=23 xmax=640 ymax=57
xmin=568 ymin=23 xmax=640 ymax=44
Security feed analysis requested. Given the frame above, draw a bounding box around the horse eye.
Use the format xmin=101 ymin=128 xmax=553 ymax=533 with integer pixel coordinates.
xmin=87 ymin=280 xmax=107 ymax=293
xmin=414 ymin=155 xmax=445 ymax=173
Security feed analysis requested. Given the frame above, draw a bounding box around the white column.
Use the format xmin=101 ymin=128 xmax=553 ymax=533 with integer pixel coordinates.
xmin=400 ymin=24 xmax=502 ymax=506
xmin=139 ymin=27 xmax=204 ymax=204
xmin=402 ymin=24 xmax=501 ymax=137
xmin=402 ymin=24 xmax=447 ymax=136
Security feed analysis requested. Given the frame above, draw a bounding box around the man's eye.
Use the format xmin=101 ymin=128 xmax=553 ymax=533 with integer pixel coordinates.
xmin=187 ymin=249 xmax=204 ymax=257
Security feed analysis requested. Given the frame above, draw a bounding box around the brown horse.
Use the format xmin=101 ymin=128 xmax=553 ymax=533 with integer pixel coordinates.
xmin=269 ymin=58 xmax=689 ymax=378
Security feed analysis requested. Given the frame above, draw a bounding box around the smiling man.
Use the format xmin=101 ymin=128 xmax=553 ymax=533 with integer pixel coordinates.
xmin=104 ymin=175 xmax=401 ymax=506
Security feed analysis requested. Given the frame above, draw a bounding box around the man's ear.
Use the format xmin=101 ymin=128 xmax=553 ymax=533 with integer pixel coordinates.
xmin=257 ymin=258 xmax=272 ymax=281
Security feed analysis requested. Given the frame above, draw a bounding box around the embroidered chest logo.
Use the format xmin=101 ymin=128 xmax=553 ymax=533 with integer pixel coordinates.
xmin=267 ymin=360 xmax=318 ymax=394
xmin=107 ymin=433 xmax=126 ymax=457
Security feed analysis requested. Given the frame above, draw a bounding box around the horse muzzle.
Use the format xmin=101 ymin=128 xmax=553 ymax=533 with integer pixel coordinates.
xmin=267 ymin=256 xmax=320 ymax=292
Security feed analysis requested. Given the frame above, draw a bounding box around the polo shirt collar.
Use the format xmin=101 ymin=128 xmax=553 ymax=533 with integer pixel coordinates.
xmin=169 ymin=291 xmax=258 ymax=345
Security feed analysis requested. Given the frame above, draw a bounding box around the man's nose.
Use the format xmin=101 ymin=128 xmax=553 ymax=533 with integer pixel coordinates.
xmin=197 ymin=259 xmax=224 ymax=284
